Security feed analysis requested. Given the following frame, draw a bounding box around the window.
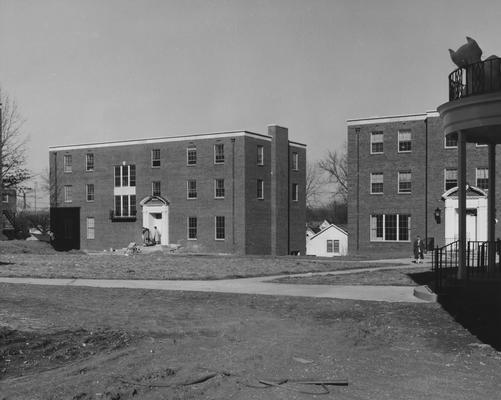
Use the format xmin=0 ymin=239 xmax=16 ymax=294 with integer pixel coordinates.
xmin=64 ymin=185 xmax=72 ymax=203
xmin=151 ymin=149 xmax=160 ymax=167
xmin=215 ymin=216 xmax=225 ymax=240
xmin=398 ymin=171 xmax=412 ymax=193
xmin=326 ymin=240 xmax=340 ymax=253
xmin=86 ymin=153 xmax=94 ymax=171
xmin=86 ymin=217 xmax=95 ymax=239
xmin=444 ymin=168 xmax=457 ymax=190
xmin=63 ymin=154 xmax=72 ymax=173
xmin=86 ymin=184 xmax=95 ymax=202
xmin=398 ymin=130 xmax=412 ymax=152
xmin=1 ymin=194 xmax=8 ymax=203
xmin=476 ymin=168 xmax=489 ymax=190
xmin=187 ymin=147 xmax=197 ymax=165
xmin=371 ymin=172 xmax=384 ymax=194
xmin=214 ymin=143 xmax=224 ymax=164
xmin=152 ymin=181 xmax=161 ymax=196
xmin=114 ymin=165 xmax=136 ymax=187
xmin=114 ymin=195 xmax=136 ymax=217
xmin=187 ymin=180 xmax=197 ymax=199
xmin=333 ymin=240 xmax=340 ymax=253
xmin=257 ymin=145 xmax=264 ymax=165
xmin=371 ymin=131 xmax=384 ymax=154
xmin=292 ymin=183 xmax=299 ymax=201
xmin=326 ymin=240 xmax=333 ymax=253
xmin=214 ymin=179 xmax=225 ymax=198
xmin=370 ymin=214 xmax=411 ymax=242
xmin=257 ymin=179 xmax=264 ymax=199
xmin=292 ymin=152 xmax=299 ymax=170
xmin=188 ymin=217 xmax=197 ymax=240
xmin=445 ymin=133 xmax=458 ymax=148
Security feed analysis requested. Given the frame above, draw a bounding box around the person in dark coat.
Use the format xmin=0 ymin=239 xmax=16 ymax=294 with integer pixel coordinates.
xmin=413 ymin=235 xmax=425 ymax=263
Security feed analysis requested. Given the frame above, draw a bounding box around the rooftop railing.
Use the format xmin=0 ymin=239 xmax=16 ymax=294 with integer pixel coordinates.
xmin=449 ymin=57 xmax=501 ymax=101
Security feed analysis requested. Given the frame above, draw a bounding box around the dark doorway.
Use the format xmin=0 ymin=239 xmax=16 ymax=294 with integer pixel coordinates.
xmin=50 ymin=207 xmax=80 ymax=251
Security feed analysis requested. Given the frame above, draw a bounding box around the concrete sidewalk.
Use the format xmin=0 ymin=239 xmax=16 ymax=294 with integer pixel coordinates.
xmin=0 ymin=263 xmax=431 ymax=303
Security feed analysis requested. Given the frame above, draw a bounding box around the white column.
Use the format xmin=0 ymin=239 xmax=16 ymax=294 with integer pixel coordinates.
xmin=458 ymin=130 xmax=467 ymax=280
xmin=488 ymin=143 xmax=496 ymax=273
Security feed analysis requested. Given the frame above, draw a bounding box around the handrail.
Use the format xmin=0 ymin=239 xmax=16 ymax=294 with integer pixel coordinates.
xmin=449 ymin=57 xmax=501 ymax=101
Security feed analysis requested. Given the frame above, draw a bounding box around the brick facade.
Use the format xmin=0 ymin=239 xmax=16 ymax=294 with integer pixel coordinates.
xmin=348 ymin=112 xmax=500 ymax=255
xmin=49 ymin=126 xmax=306 ymax=255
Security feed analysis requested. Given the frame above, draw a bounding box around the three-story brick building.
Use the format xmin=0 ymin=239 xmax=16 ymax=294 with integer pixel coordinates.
xmin=49 ymin=125 xmax=306 ymax=255
xmin=347 ymin=111 xmax=501 ymax=255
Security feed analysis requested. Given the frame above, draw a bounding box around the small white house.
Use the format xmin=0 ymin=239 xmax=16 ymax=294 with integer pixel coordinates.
xmin=306 ymin=221 xmax=348 ymax=257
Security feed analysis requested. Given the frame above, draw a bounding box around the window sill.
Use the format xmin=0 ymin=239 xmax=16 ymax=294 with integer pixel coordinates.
xmin=370 ymin=192 xmax=384 ymax=195
xmin=398 ymin=192 xmax=412 ymax=195
xmin=110 ymin=216 xmax=137 ymax=222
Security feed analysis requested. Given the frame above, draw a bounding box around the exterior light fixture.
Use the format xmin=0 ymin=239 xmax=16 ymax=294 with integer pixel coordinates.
xmin=434 ymin=207 xmax=442 ymax=224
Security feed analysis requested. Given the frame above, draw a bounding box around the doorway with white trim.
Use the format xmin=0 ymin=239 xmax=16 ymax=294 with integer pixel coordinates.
xmin=140 ymin=196 xmax=169 ymax=245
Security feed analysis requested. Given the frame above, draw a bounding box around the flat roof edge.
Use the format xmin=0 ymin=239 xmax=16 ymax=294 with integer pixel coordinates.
xmin=347 ymin=111 xmax=439 ymax=126
xmin=48 ymin=130 xmax=272 ymax=151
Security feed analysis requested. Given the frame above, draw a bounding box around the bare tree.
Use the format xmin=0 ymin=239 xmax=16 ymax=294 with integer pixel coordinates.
xmin=318 ymin=144 xmax=348 ymax=203
xmin=306 ymin=162 xmax=323 ymax=208
xmin=1 ymin=88 xmax=31 ymax=188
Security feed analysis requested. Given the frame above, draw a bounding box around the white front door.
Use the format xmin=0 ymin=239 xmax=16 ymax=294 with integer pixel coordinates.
xmin=466 ymin=210 xmax=477 ymax=242
xmin=142 ymin=205 xmax=169 ymax=245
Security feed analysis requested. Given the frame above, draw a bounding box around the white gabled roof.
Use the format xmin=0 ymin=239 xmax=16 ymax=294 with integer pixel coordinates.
xmin=308 ymin=223 xmax=348 ymax=241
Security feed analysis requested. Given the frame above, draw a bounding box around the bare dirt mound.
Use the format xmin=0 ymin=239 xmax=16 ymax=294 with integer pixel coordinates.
xmin=0 ymin=240 xmax=57 ymax=255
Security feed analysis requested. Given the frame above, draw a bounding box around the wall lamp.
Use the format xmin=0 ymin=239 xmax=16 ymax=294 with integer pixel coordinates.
xmin=434 ymin=207 xmax=442 ymax=224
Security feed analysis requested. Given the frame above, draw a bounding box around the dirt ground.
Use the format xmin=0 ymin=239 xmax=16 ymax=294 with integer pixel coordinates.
xmin=1 ymin=283 xmax=501 ymax=400
xmin=0 ymin=241 xmax=401 ymax=280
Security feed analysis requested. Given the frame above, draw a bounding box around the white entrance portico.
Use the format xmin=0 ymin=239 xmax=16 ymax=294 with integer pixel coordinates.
xmin=442 ymin=185 xmax=487 ymax=244
xmin=140 ymin=196 xmax=169 ymax=245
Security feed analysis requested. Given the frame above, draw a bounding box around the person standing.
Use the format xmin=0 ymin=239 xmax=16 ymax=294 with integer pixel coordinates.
xmin=413 ymin=235 xmax=425 ymax=263
xmin=152 ymin=226 xmax=161 ymax=245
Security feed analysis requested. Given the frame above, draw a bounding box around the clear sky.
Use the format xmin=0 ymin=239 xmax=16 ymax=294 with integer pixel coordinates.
xmin=2 ymin=0 xmax=501 ymax=207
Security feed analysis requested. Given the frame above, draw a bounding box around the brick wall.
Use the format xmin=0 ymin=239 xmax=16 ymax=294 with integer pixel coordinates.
xmin=348 ymin=113 xmax=501 ymax=255
xmin=49 ymin=129 xmax=306 ymax=255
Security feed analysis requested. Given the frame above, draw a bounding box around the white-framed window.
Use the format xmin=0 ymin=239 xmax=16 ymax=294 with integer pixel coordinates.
xmin=64 ymin=185 xmax=72 ymax=203
xmin=398 ymin=171 xmax=412 ymax=193
xmin=215 ymin=216 xmax=225 ymax=240
xmin=370 ymin=214 xmax=411 ymax=242
xmin=292 ymin=152 xmax=299 ymax=170
xmin=1 ymin=193 xmax=8 ymax=203
xmin=214 ymin=143 xmax=224 ymax=164
xmin=257 ymin=145 xmax=264 ymax=165
xmin=187 ymin=217 xmax=197 ymax=240
xmin=444 ymin=168 xmax=457 ymax=190
xmin=151 ymin=149 xmax=161 ymax=168
xmin=86 ymin=217 xmax=95 ymax=239
xmin=292 ymin=183 xmax=299 ymax=201
xmin=326 ymin=240 xmax=340 ymax=253
xmin=214 ymin=179 xmax=225 ymax=198
xmin=370 ymin=172 xmax=384 ymax=194
xmin=476 ymin=168 xmax=489 ymax=190
xmin=257 ymin=179 xmax=264 ymax=199
xmin=86 ymin=153 xmax=94 ymax=171
xmin=445 ymin=133 xmax=458 ymax=148
xmin=152 ymin=181 xmax=161 ymax=196
xmin=63 ymin=154 xmax=72 ymax=173
xmin=398 ymin=129 xmax=412 ymax=152
xmin=114 ymin=194 xmax=136 ymax=217
xmin=86 ymin=184 xmax=95 ymax=202
xmin=371 ymin=131 xmax=384 ymax=154
xmin=187 ymin=180 xmax=197 ymax=199
xmin=187 ymin=146 xmax=197 ymax=165
xmin=114 ymin=165 xmax=136 ymax=187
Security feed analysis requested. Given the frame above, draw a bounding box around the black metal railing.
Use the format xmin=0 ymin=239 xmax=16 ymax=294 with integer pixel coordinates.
xmin=432 ymin=240 xmax=501 ymax=291
xmin=449 ymin=57 xmax=501 ymax=101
